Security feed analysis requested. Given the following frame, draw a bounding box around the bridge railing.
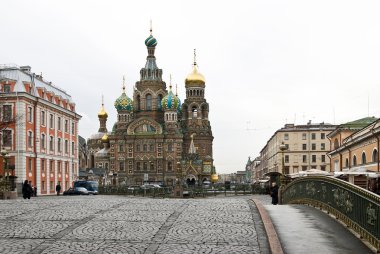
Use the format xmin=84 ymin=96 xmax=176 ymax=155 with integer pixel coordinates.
xmin=282 ymin=176 xmax=380 ymax=251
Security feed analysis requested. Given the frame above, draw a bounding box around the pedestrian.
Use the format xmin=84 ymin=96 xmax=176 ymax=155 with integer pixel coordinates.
xmin=33 ymin=186 xmax=37 ymax=197
xmin=270 ymin=182 xmax=279 ymax=205
xmin=22 ymin=180 xmax=33 ymax=199
xmin=56 ymin=183 xmax=61 ymax=196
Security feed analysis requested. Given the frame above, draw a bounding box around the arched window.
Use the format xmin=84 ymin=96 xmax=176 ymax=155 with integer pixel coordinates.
xmin=362 ymin=152 xmax=367 ymax=164
xmin=157 ymin=94 xmax=163 ymax=109
xmin=201 ymin=105 xmax=207 ymax=119
xmin=167 ymin=161 xmax=172 ymax=171
xmin=373 ymin=149 xmax=378 ymax=163
xmin=345 ymin=158 xmax=349 ymax=168
xmin=333 ymin=139 xmax=339 ymax=150
xmin=137 ymin=95 xmax=141 ymax=111
xmin=146 ymin=94 xmax=152 ymax=110
xmin=192 ymin=106 xmax=198 ymax=118
xmin=353 ymin=155 xmax=357 ymax=166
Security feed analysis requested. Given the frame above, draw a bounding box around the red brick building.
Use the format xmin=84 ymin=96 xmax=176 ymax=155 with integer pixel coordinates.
xmin=0 ymin=65 xmax=81 ymax=195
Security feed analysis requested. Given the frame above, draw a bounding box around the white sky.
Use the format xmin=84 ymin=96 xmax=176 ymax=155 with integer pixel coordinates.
xmin=1 ymin=0 xmax=380 ymax=173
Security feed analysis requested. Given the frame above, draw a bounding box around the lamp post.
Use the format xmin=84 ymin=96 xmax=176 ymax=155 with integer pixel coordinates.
xmin=279 ymin=142 xmax=287 ymax=177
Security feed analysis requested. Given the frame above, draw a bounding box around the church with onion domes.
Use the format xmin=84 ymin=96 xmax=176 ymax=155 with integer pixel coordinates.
xmin=87 ymin=27 xmax=215 ymax=186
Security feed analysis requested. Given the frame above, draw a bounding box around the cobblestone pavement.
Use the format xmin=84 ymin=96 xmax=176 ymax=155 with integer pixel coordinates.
xmin=0 ymin=195 xmax=270 ymax=254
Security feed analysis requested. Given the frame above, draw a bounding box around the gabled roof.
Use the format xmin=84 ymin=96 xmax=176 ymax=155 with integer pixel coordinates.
xmin=340 ymin=117 xmax=377 ymax=129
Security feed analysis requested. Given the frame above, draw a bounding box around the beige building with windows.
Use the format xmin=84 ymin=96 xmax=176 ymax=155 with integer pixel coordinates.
xmin=255 ymin=121 xmax=336 ymax=178
xmin=328 ymin=117 xmax=378 ymax=172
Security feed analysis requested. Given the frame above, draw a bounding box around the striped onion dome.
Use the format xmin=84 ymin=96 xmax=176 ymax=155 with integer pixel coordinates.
xmin=145 ymin=35 xmax=157 ymax=47
xmin=161 ymin=86 xmax=180 ymax=111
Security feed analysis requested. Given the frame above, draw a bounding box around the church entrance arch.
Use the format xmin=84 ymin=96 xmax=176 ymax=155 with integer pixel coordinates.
xmin=186 ymin=174 xmax=197 ymax=186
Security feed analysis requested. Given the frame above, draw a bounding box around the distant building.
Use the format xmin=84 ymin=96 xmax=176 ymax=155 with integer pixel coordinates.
xmin=256 ymin=121 xmax=336 ymax=178
xmin=0 ymin=65 xmax=81 ymax=195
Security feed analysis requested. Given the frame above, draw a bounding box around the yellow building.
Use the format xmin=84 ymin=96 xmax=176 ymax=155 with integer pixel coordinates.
xmin=328 ymin=117 xmax=379 ymax=190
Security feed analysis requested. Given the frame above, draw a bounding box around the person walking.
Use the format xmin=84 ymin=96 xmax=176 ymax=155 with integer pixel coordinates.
xmin=56 ymin=183 xmax=61 ymax=196
xmin=270 ymin=182 xmax=279 ymax=205
xmin=22 ymin=180 xmax=33 ymax=199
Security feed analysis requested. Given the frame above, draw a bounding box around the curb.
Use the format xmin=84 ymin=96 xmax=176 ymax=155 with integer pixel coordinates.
xmin=252 ymin=199 xmax=284 ymax=254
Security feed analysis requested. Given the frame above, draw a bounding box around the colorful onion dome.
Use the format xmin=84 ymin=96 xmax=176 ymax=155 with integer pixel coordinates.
xmin=101 ymin=133 xmax=109 ymax=143
xmin=145 ymin=34 xmax=157 ymax=47
xmin=114 ymin=92 xmax=133 ymax=112
xmin=161 ymin=85 xmax=180 ymax=111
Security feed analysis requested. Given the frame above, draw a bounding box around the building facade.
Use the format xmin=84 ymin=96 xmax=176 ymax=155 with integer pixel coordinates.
xmin=0 ymin=65 xmax=81 ymax=195
xmin=255 ymin=121 xmax=336 ymax=178
xmin=328 ymin=117 xmax=378 ymax=172
xmin=87 ymin=30 xmax=214 ymax=186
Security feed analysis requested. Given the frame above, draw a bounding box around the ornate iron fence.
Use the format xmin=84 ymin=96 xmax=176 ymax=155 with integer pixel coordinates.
xmin=282 ymin=176 xmax=380 ymax=251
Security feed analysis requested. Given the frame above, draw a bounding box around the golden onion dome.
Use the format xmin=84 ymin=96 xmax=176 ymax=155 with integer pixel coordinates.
xmin=101 ymin=133 xmax=109 ymax=143
xmin=185 ymin=64 xmax=205 ymax=85
xmin=211 ymin=174 xmax=219 ymax=183
xmin=98 ymin=105 xmax=108 ymax=118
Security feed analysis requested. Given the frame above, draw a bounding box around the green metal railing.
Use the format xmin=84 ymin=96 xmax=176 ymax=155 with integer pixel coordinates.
xmin=282 ymin=176 xmax=380 ymax=251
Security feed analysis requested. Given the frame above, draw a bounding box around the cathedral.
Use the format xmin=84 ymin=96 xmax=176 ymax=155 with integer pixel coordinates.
xmin=87 ymin=28 xmax=214 ymax=186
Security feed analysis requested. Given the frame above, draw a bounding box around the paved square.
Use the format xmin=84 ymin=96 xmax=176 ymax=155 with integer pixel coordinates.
xmin=0 ymin=195 xmax=270 ymax=254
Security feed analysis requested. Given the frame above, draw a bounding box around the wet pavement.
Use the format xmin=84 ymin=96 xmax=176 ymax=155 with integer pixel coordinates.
xmin=265 ymin=204 xmax=374 ymax=254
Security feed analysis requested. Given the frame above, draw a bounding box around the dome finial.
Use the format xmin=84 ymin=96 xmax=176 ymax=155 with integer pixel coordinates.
xmin=122 ymin=75 xmax=126 ymax=93
xmin=169 ymin=74 xmax=172 ymax=90
xmin=175 ymin=83 xmax=178 ymax=96
xmin=101 ymin=94 xmax=104 ymax=107
xmin=193 ymin=48 xmax=197 ymax=66
xmin=150 ymin=19 xmax=153 ymax=35
xmin=98 ymin=94 xmax=108 ymax=118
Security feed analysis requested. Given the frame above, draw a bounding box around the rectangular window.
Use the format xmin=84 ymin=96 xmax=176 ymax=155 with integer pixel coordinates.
xmin=302 ymin=144 xmax=307 ymax=150
xmin=65 ymin=120 xmax=68 ymax=132
xmin=302 ymin=155 xmax=307 ymax=163
xmin=167 ymin=161 xmax=172 ymax=171
xmin=57 ymin=117 xmax=61 ymax=131
xmin=41 ymin=159 xmax=45 ymax=172
xmin=136 ymin=145 xmax=140 ymax=152
xmin=285 ymin=155 xmax=289 ymax=163
xmin=3 ymin=105 xmax=12 ymax=121
xmin=168 ymin=143 xmax=173 ymax=152
xmin=119 ymin=144 xmax=124 ymax=152
xmin=28 ymin=107 xmax=33 ymax=122
xmin=137 ymin=162 xmax=141 ymax=171
xmin=321 ymin=143 xmax=325 ymax=150
xmin=50 ymin=160 xmax=54 ymax=172
xmin=311 ymin=143 xmax=316 ymax=150
xmin=58 ymin=138 xmax=61 ymax=152
xmin=72 ymin=142 xmax=75 ymax=155
xmin=150 ymin=162 xmax=154 ymax=171
xmin=311 ymin=133 xmax=316 ymax=140
xmin=41 ymin=134 xmax=45 ymax=149
xmin=321 ymin=133 xmax=325 ymax=139
xmin=3 ymin=84 xmax=11 ymax=93
xmin=2 ymin=130 xmax=12 ymax=147
xmin=58 ymin=161 xmax=61 ymax=173
xmin=28 ymin=158 xmax=32 ymax=172
xmin=42 ymin=181 xmax=45 ymax=191
xmin=28 ymin=131 xmax=33 ymax=147
xmin=71 ymin=122 xmax=75 ymax=135
xmin=49 ymin=136 xmax=54 ymax=151
xmin=41 ymin=111 xmax=45 ymax=126
xmin=143 ymin=162 xmax=147 ymax=171
xmin=50 ymin=181 xmax=54 ymax=191
xmin=119 ymin=162 xmax=124 ymax=171
xmin=150 ymin=144 xmax=154 ymax=152
xmin=302 ymin=166 xmax=308 ymax=171
xmin=49 ymin=114 xmax=54 ymax=128
xmin=65 ymin=140 xmax=68 ymax=154
xmin=321 ymin=165 xmax=326 ymax=171
xmin=321 ymin=155 xmax=326 ymax=163
xmin=284 ymin=133 xmax=289 ymax=140
xmin=302 ymin=133 xmax=307 ymax=140
xmin=285 ymin=144 xmax=289 ymax=150
xmin=312 ymin=155 xmax=316 ymax=163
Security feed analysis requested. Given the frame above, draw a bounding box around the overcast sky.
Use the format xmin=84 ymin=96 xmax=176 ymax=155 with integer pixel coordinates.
xmin=1 ymin=0 xmax=380 ymax=174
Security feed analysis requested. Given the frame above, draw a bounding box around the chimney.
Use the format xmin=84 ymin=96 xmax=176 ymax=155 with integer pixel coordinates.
xmin=20 ymin=66 xmax=31 ymax=73
xmin=307 ymin=120 xmax=311 ymax=125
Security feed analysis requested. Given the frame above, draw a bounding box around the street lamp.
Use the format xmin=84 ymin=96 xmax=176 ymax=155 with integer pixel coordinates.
xmin=279 ymin=142 xmax=287 ymax=176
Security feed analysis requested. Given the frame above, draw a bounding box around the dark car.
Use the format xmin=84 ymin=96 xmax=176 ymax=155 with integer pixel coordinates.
xmin=63 ymin=187 xmax=89 ymax=195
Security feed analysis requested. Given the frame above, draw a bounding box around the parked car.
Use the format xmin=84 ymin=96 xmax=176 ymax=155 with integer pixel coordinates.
xmin=140 ymin=184 xmax=161 ymax=189
xmin=63 ymin=187 xmax=89 ymax=195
